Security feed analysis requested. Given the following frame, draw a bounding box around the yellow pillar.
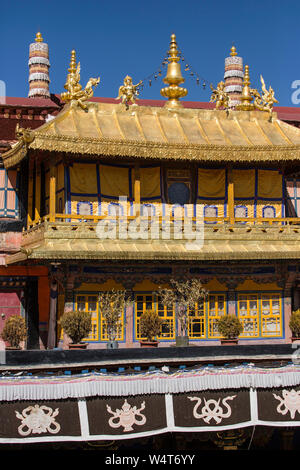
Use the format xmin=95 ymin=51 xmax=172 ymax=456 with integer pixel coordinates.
xmin=27 ymin=160 xmax=34 ymax=227
xmin=49 ymin=163 xmax=56 ymax=222
xmin=227 ymin=167 xmax=235 ymax=225
xmin=34 ymin=160 xmax=41 ymax=224
xmin=134 ymin=164 xmax=141 ymax=215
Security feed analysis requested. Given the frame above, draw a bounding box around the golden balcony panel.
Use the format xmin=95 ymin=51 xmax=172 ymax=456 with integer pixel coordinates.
xmin=6 ymin=214 xmax=300 ymax=265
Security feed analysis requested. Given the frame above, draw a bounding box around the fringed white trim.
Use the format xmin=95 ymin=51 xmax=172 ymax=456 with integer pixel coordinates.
xmin=1 ymin=366 xmax=300 ymax=401
xmin=29 ymin=73 xmax=50 ymax=82
xmin=224 ymin=70 xmax=244 ymax=79
xmin=28 ymin=57 xmax=50 ymax=66
xmin=28 ymin=89 xmax=50 ymax=98
xmin=225 ymin=85 xmax=243 ymax=93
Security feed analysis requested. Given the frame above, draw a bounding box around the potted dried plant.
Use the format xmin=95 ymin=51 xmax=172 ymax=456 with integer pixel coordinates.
xmin=59 ymin=310 xmax=92 ymax=349
xmin=139 ymin=309 xmax=163 ymax=347
xmin=216 ymin=314 xmax=243 ymax=345
xmin=289 ymin=310 xmax=300 ymax=342
xmin=98 ymin=289 xmax=130 ymax=349
xmin=1 ymin=315 xmax=27 ymax=350
xmin=158 ymin=279 xmax=207 ymax=347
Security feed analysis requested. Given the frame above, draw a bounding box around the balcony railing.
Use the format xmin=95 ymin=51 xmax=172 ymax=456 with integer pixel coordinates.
xmin=27 ymin=213 xmax=300 ymax=228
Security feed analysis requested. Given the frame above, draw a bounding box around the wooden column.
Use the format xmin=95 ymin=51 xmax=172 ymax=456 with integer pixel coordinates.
xmin=47 ymin=281 xmax=58 ymax=349
xmin=227 ymin=167 xmax=235 ymax=225
xmin=26 ymin=277 xmax=40 ymax=350
xmin=34 ymin=160 xmax=41 ymax=224
xmin=134 ymin=164 xmax=141 ymax=215
xmin=27 ymin=160 xmax=34 ymax=227
xmin=49 ymin=163 xmax=56 ymax=222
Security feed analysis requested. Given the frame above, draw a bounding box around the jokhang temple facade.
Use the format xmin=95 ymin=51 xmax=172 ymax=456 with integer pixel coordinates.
xmin=1 ymin=32 xmax=300 ymax=450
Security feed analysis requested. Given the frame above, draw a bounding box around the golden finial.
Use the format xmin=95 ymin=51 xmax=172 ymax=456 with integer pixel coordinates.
xmin=68 ymin=49 xmax=77 ymax=74
xmin=230 ymin=45 xmax=237 ymax=56
xmin=160 ymin=33 xmax=188 ymax=108
xmin=35 ymin=32 xmax=43 ymax=43
xmin=236 ymin=65 xmax=255 ymax=110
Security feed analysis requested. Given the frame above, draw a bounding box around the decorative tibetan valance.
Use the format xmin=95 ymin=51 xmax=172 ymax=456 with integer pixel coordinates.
xmin=1 ymin=365 xmax=300 ymax=443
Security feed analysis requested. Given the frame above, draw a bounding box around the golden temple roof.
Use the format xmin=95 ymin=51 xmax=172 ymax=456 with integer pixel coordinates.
xmin=4 ymin=101 xmax=300 ymax=168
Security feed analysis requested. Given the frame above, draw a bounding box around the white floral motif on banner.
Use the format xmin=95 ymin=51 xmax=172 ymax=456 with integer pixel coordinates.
xmin=188 ymin=395 xmax=237 ymax=424
xmin=15 ymin=405 xmax=61 ymax=436
xmin=273 ymin=389 xmax=300 ymax=419
xmin=106 ymin=399 xmax=146 ymax=432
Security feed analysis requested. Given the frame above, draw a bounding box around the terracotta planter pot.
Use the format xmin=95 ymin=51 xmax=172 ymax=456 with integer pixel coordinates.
xmin=291 ymin=336 xmax=300 ymax=343
xmin=140 ymin=341 xmax=159 ymax=348
xmin=68 ymin=343 xmax=87 ymax=350
xmin=220 ymin=338 xmax=238 ymax=346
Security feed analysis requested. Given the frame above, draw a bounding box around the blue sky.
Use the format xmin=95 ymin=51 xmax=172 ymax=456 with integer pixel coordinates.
xmin=1 ymin=0 xmax=299 ymax=106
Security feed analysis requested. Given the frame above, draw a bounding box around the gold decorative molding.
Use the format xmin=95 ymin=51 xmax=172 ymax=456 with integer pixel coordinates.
xmin=4 ymin=134 xmax=300 ymax=169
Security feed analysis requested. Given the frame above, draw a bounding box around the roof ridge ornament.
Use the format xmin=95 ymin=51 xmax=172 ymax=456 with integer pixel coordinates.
xmin=236 ymin=65 xmax=278 ymax=116
xmin=236 ymin=65 xmax=255 ymax=111
xmin=254 ymin=75 xmax=279 ymax=115
xmin=160 ymin=33 xmax=188 ymax=109
xmin=61 ymin=49 xmax=100 ymax=111
xmin=15 ymin=123 xmax=34 ymax=145
xmin=116 ymin=75 xmax=142 ymax=110
xmin=210 ymin=81 xmax=230 ymax=111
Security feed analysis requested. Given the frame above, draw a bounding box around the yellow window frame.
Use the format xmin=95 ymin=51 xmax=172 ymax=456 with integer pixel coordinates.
xmin=156 ymin=296 xmax=176 ymax=340
xmin=238 ymin=294 xmax=259 ymax=338
xmin=99 ymin=300 xmax=125 ymax=342
xmin=75 ymin=294 xmax=99 ymax=341
xmin=207 ymin=294 xmax=226 ymax=339
xmin=238 ymin=292 xmax=282 ymax=338
xmin=260 ymin=293 xmax=282 ymax=337
xmin=188 ymin=301 xmax=206 ymax=339
xmin=134 ymin=293 xmax=175 ymax=341
xmin=186 ymin=294 xmax=227 ymax=340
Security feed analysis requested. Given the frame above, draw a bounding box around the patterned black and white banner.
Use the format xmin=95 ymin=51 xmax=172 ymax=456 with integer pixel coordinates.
xmin=1 ymin=387 xmax=300 ymax=443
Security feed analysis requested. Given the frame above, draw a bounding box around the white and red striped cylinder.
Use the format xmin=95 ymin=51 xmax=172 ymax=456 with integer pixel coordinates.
xmin=224 ymin=46 xmax=243 ymax=108
xmin=28 ymin=32 xmax=50 ymax=98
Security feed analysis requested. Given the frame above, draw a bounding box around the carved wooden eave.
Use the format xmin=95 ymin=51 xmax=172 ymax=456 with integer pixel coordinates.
xmin=3 ymin=102 xmax=300 ymax=168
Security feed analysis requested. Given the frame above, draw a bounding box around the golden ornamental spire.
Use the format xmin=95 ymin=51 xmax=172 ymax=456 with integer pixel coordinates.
xmin=236 ymin=65 xmax=255 ymax=110
xmin=35 ymin=32 xmax=43 ymax=43
xmin=68 ymin=49 xmax=77 ymax=74
xmin=61 ymin=49 xmax=100 ymax=110
xmin=235 ymin=65 xmax=278 ymax=115
xmin=160 ymin=33 xmax=188 ymax=108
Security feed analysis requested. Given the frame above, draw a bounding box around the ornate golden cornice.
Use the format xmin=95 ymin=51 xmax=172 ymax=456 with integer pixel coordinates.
xmin=3 ymin=132 xmax=300 ymax=168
